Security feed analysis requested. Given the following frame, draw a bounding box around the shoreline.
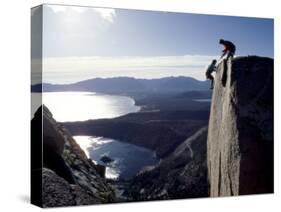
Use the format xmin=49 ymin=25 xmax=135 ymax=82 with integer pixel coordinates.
xmin=74 ymin=135 xmax=160 ymax=181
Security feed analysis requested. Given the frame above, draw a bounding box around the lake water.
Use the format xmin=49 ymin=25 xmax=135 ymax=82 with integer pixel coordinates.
xmin=74 ymin=136 xmax=159 ymax=179
xmin=32 ymin=91 xmax=158 ymax=179
xmin=32 ymin=91 xmax=141 ymax=122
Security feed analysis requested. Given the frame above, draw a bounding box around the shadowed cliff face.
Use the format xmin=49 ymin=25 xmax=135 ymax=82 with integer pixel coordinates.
xmin=207 ymin=56 xmax=273 ymax=197
xmin=31 ymin=106 xmax=116 ymax=207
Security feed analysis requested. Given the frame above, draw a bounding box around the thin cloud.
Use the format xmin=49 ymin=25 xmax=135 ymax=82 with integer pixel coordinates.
xmin=42 ymin=55 xmax=218 ymax=83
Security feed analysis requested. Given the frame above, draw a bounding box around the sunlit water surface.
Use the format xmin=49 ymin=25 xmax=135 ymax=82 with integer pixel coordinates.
xmin=32 ymin=92 xmax=140 ymax=122
xmin=31 ymin=91 xmax=158 ymax=179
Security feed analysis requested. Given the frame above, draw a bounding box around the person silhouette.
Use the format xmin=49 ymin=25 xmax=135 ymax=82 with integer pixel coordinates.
xmin=219 ymin=39 xmax=236 ymax=60
xmin=205 ymin=59 xmax=217 ymax=89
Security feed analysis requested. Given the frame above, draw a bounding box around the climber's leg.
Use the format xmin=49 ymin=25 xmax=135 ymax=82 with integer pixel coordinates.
xmin=209 ymin=75 xmax=214 ymax=89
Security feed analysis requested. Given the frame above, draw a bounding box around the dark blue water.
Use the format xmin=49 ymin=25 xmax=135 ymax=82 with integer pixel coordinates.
xmin=75 ymin=136 xmax=159 ymax=179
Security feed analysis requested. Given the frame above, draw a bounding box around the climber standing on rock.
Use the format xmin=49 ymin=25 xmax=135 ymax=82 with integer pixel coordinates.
xmin=205 ymin=59 xmax=217 ymax=90
xmin=219 ymin=39 xmax=236 ymax=60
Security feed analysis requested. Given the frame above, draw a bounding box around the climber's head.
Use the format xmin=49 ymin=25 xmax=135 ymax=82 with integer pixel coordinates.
xmin=212 ymin=59 xmax=217 ymax=64
xmin=219 ymin=39 xmax=224 ymax=44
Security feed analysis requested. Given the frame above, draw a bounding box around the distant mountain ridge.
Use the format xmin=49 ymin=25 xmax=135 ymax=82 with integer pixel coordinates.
xmin=32 ymin=76 xmax=210 ymax=93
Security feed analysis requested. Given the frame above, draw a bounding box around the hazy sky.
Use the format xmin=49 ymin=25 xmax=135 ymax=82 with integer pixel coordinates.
xmin=32 ymin=4 xmax=274 ymax=84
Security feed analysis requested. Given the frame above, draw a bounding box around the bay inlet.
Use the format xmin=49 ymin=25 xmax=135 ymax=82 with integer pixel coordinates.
xmin=32 ymin=91 xmax=159 ymax=179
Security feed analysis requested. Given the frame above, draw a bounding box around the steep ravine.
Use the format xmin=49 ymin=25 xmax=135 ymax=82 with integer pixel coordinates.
xmin=207 ymin=56 xmax=273 ymax=197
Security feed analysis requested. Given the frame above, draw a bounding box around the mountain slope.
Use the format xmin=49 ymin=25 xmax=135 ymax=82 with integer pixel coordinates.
xmin=207 ymin=56 xmax=273 ymax=197
xmin=31 ymin=106 xmax=116 ymax=207
xmin=63 ymin=111 xmax=209 ymax=158
xmin=127 ymin=127 xmax=208 ymax=200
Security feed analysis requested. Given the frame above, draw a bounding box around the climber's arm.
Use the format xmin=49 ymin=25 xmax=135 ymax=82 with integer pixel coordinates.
xmin=220 ymin=49 xmax=227 ymax=59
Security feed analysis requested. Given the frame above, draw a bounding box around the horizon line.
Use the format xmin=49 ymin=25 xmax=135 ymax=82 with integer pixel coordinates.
xmin=32 ymin=75 xmax=207 ymax=86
